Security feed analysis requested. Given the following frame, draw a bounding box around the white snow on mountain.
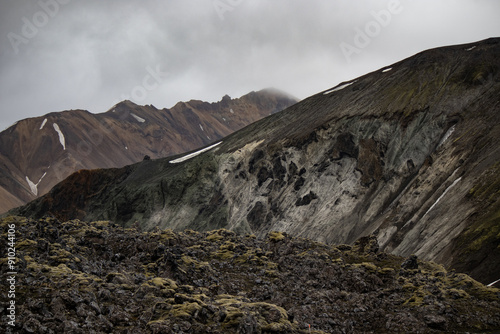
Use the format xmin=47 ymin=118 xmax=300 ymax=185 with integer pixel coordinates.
xmin=423 ymin=176 xmax=462 ymax=217
xmin=53 ymin=123 xmax=66 ymax=150
xmin=25 ymin=172 xmax=47 ymax=196
xmin=323 ymin=81 xmax=356 ymax=95
xmin=438 ymin=125 xmax=456 ymax=148
xmin=131 ymin=113 xmax=146 ymax=123
xmin=40 ymin=118 xmax=47 ymax=130
xmin=487 ymin=278 xmax=500 ymax=287
xmin=170 ymin=142 xmax=222 ymax=164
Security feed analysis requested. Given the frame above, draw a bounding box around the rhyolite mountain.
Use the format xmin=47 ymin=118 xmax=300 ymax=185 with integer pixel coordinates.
xmin=12 ymin=38 xmax=500 ymax=286
xmin=0 ymin=89 xmax=298 ymax=213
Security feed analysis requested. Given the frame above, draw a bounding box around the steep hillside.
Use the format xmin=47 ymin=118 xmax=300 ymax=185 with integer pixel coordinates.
xmin=12 ymin=38 xmax=500 ymax=286
xmin=1 ymin=216 xmax=499 ymax=333
xmin=0 ymin=89 xmax=297 ymax=213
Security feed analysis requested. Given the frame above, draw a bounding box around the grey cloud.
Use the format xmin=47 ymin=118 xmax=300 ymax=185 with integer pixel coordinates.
xmin=1 ymin=0 xmax=499 ymax=131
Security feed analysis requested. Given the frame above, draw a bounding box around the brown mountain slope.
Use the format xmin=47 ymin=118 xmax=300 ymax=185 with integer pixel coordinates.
xmin=0 ymin=89 xmax=298 ymax=213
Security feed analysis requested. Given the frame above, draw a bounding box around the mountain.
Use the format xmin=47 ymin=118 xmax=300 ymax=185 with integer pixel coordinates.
xmin=0 ymin=89 xmax=298 ymax=213
xmin=11 ymin=38 xmax=500 ymax=286
xmin=2 ymin=216 xmax=499 ymax=333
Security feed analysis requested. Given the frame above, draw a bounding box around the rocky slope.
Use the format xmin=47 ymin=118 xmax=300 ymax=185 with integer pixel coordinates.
xmin=11 ymin=38 xmax=500 ymax=286
xmin=1 ymin=216 xmax=499 ymax=333
xmin=0 ymin=89 xmax=298 ymax=213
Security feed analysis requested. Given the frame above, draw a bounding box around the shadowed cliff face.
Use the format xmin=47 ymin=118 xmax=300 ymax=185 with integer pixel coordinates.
xmin=12 ymin=38 xmax=500 ymax=285
xmin=0 ymin=89 xmax=298 ymax=213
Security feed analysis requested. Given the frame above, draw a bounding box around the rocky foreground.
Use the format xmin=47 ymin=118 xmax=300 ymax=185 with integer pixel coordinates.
xmin=1 ymin=216 xmax=499 ymax=333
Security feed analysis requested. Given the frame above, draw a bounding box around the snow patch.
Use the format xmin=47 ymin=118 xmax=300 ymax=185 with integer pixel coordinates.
xmin=466 ymin=46 xmax=476 ymax=51
xmin=131 ymin=113 xmax=145 ymax=123
xmin=125 ymin=146 xmax=128 ymax=150
xmin=26 ymin=176 xmax=37 ymax=195
xmin=40 ymin=118 xmax=47 ymax=130
xmin=170 ymin=142 xmax=222 ymax=164
xmin=222 ymin=117 xmax=227 ymax=122
xmin=199 ymin=124 xmax=204 ymax=131
xmin=438 ymin=125 xmax=456 ymax=148
xmin=230 ymin=109 xmax=235 ymax=114
xmin=25 ymin=172 xmax=47 ymax=196
xmin=487 ymin=278 xmax=500 ymax=287
xmin=53 ymin=123 xmax=66 ymax=150
xmin=323 ymin=81 xmax=356 ymax=95
xmin=382 ymin=67 xmax=392 ymax=73
xmin=423 ymin=176 xmax=462 ymax=217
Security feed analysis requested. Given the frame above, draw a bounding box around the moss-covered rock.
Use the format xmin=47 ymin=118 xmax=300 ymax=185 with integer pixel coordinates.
xmin=1 ymin=216 xmax=499 ymax=333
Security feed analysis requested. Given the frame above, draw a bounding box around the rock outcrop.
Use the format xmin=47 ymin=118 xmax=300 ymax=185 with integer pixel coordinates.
xmin=1 ymin=216 xmax=499 ymax=333
xmin=0 ymin=89 xmax=298 ymax=213
xmin=11 ymin=38 xmax=500 ymax=286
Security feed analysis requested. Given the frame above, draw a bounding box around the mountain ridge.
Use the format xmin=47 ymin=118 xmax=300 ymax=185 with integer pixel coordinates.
xmin=11 ymin=38 xmax=500 ymax=286
xmin=0 ymin=88 xmax=298 ymax=213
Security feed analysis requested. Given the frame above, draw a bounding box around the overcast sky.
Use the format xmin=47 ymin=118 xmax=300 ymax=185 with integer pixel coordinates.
xmin=1 ymin=0 xmax=499 ymax=131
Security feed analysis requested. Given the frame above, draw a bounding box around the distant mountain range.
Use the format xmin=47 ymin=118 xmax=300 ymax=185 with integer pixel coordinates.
xmin=11 ymin=38 xmax=500 ymax=287
xmin=0 ymin=89 xmax=298 ymax=213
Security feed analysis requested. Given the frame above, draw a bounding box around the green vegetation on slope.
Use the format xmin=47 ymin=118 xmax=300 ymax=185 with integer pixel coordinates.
xmin=1 ymin=216 xmax=499 ymax=333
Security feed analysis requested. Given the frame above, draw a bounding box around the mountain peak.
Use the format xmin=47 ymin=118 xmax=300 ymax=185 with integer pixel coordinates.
xmin=0 ymin=90 xmax=297 ymax=213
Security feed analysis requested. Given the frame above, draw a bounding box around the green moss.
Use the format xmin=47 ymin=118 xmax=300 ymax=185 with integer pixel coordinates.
xmin=215 ymin=297 xmax=293 ymax=330
xmin=0 ymin=216 xmax=27 ymax=227
xmin=181 ymin=255 xmax=210 ymax=270
xmin=16 ymin=239 xmax=37 ymax=250
xmin=148 ymin=277 xmax=178 ymax=290
xmin=150 ymin=229 xmax=176 ymax=241
xmin=380 ymin=267 xmax=395 ymax=275
xmin=206 ymin=231 xmax=224 ymax=242
xmin=469 ymin=164 xmax=500 ymax=201
xmin=169 ymin=302 xmax=202 ymax=319
xmin=419 ymin=260 xmax=447 ymax=275
xmin=454 ymin=162 xmax=500 ymax=268
xmin=215 ymin=241 xmax=236 ymax=260
xmin=447 ymin=288 xmax=469 ymax=299
xmin=89 ymin=220 xmax=110 ymax=228
xmin=142 ymin=263 xmax=158 ymax=276
xmin=268 ymin=231 xmax=286 ymax=241
xmin=216 ymin=250 xmax=234 ymax=260
xmin=444 ymin=273 xmax=499 ymax=301
xmin=105 ymin=272 xmax=129 ymax=284
xmin=403 ymin=286 xmax=430 ymax=306
xmin=456 ymin=203 xmax=500 ymax=255
xmin=222 ymin=306 xmax=245 ymax=328
xmin=353 ymin=262 xmax=378 ymax=272
xmin=182 ymin=229 xmax=200 ymax=236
